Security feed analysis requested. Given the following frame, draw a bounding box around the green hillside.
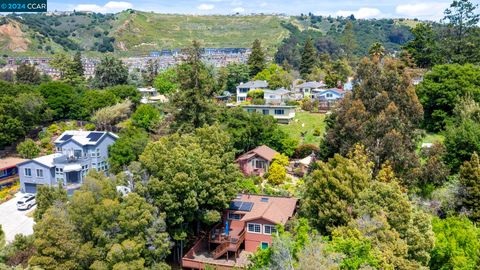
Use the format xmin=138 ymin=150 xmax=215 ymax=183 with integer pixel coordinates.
xmin=0 ymin=11 xmax=417 ymax=57
xmin=111 ymin=11 xmax=290 ymax=54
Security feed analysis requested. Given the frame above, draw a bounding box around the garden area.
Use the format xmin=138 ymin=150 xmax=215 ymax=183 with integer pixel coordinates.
xmin=278 ymin=111 xmax=326 ymax=145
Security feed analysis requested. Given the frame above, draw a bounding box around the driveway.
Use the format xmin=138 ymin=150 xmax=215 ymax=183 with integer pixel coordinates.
xmin=0 ymin=192 xmax=35 ymax=242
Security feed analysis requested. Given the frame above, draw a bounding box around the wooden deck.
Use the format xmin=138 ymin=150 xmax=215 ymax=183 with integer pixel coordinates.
xmin=182 ymin=238 xmax=251 ymax=269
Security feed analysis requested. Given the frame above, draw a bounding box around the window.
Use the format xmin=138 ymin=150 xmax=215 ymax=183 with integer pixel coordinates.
xmin=264 ymin=225 xmax=277 ymax=235
xmin=0 ymin=169 xmax=6 ymax=177
xmin=239 ymin=88 xmax=249 ymax=93
xmin=36 ymin=169 xmax=43 ymax=178
xmin=274 ymin=109 xmax=285 ymax=115
xmin=247 ymin=109 xmax=255 ymax=113
xmin=238 ymin=97 xmax=246 ymax=102
xmin=96 ymin=148 xmax=100 ymax=157
xmin=269 ymin=95 xmax=275 ymax=98
xmin=326 ymin=93 xmax=333 ymax=98
xmin=247 ymin=223 xmax=261 ymax=233
xmin=255 ymin=160 xmax=265 ymax=169
xmin=91 ymin=151 xmax=95 ymax=157
xmin=262 ymin=109 xmax=269 ymax=115
xmin=56 ymin=147 xmax=62 ymax=152
xmin=24 ymin=168 xmax=32 ymax=177
xmin=228 ymin=212 xmax=241 ymax=220
xmin=261 ymin=242 xmax=269 ymax=250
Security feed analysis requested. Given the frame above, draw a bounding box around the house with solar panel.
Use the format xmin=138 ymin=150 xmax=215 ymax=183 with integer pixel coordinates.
xmin=182 ymin=194 xmax=298 ymax=269
xmin=17 ymin=131 xmax=118 ymax=194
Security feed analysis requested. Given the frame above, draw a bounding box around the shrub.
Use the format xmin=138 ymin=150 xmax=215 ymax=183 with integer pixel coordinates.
xmin=294 ymin=144 xmax=319 ymax=158
xmin=84 ymin=123 xmax=96 ymax=131
xmin=16 ymin=139 xmax=41 ymax=159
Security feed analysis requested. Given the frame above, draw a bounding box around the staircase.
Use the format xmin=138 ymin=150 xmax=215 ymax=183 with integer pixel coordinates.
xmin=211 ymin=229 xmax=246 ymax=260
xmin=212 ymin=241 xmax=230 ymax=259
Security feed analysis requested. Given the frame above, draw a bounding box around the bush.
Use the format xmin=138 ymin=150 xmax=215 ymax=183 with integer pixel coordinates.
xmin=16 ymin=139 xmax=41 ymax=159
xmin=294 ymin=144 xmax=319 ymax=158
xmin=84 ymin=123 xmax=96 ymax=131
xmin=313 ymin=127 xmax=323 ymax=136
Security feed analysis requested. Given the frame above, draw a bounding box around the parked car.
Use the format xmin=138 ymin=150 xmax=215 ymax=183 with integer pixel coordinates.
xmin=17 ymin=194 xmax=36 ymax=210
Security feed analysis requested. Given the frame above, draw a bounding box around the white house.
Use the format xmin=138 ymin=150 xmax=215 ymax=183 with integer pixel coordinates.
xmin=294 ymin=81 xmax=326 ymax=98
xmin=242 ymin=105 xmax=296 ymax=124
xmin=236 ymin=80 xmax=268 ymax=103
xmin=138 ymin=87 xmax=168 ymax=104
xmin=264 ymin=88 xmax=291 ymax=105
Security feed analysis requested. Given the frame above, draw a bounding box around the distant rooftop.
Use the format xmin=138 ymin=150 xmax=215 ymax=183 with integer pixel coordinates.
xmin=0 ymin=157 xmax=26 ymax=169
xmin=238 ymin=80 xmax=268 ymax=88
xmin=296 ymin=81 xmax=326 ymax=88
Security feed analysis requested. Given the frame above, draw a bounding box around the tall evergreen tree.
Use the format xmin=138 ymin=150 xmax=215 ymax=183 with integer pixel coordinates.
xmin=15 ymin=63 xmax=41 ymax=85
xmin=300 ymin=37 xmax=317 ymax=78
xmin=93 ymin=55 xmax=129 ymax=88
xmin=458 ymin=152 xmax=480 ymax=221
xmin=442 ymin=0 xmax=480 ymax=64
xmin=72 ymin=52 xmax=84 ymax=77
xmin=170 ymin=40 xmax=216 ymax=132
xmin=340 ymin=21 xmax=357 ymax=57
xmin=247 ymin=39 xmax=266 ymax=77
xmin=321 ymin=57 xmax=423 ymax=181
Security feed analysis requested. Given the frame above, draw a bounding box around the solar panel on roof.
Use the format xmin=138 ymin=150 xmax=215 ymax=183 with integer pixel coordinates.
xmin=239 ymin=202 xmax=254 ymax=212
xmin=229 ymin=201 xmax=242 ymax=210
xmin=87 ymin=132 xmax=103 ymax=142
xmin=59 ymin=134 xmax=73 ymax=141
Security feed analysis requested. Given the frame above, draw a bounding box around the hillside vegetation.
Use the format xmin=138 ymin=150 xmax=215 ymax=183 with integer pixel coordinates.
xmin=0 ymin=11 xmax=416 ymax=57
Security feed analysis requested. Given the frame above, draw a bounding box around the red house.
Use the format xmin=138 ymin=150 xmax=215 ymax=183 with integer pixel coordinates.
xmin=235 ymin=145 xmax=278 ymax=176
xmin=182 ymin=194 xmax=298 ymax=269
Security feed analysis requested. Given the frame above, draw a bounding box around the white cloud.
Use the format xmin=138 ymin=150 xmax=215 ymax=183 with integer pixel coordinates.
xmin=197 ymin=3 xmax=214 ymax=10
xmin=74 ymin=1 xmax=132 ymax=13
xmin=260 ymin=2 xmax=267 ymax=7
xmin=233 ymin=7 xmax=245 ymax=13
xmin=395 ymin=2 xmax=449 ymax=20
xmin=336 ymin=7 xmax=381 ymax=19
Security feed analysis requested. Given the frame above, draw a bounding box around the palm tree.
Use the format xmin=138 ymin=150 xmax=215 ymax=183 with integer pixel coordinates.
xmin=368 ymin=42 xmax=385 ymax=61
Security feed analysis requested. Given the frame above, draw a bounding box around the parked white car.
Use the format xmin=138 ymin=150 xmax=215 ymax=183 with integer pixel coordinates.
xmin=16 ymin=194 xmax=36 ymax=210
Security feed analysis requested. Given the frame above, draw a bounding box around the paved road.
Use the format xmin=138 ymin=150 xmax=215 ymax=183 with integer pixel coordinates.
xmin=0 ymin=192 xmax=35 ymax=242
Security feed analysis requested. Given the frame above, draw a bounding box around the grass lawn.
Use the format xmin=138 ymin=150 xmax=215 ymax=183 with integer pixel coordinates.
xmin=422 ymin=133 xmax=445 ymax=144
xmin=279 ymin=111 xmax=326 ymax=145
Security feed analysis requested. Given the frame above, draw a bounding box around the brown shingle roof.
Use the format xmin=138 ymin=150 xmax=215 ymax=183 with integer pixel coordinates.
xmin=236 ymin=145 xmax=278 ymax=162
xmin=232 ymin=194 xmax=297 ymax=225
xmin=0 ymin=157 xmax=26 ymax=169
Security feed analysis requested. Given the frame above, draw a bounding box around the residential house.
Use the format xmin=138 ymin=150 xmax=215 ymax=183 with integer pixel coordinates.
xmin=236 ymin=80 xmax=268 ymax=103
xmin=311 ymin=88 xmax=345 ymax=101
xmin=215 ymin=91 xmax=233 ymax=103
xmin=0 ymin=158 xmax=26 ymax=188
xmin=138 ymin=87 xmax=169 ymax=104
xmin=236 ymin=145 xmax=278 ymax=176
xmin=182 ymin=194 xmax=298 ymax=269
xmin=17 ymin=131 xmax=118 ymax=194
xmin=263 ymin=88 xmax=291 ymax=105
xmin=242 ymin=104 xmax=296 ymax=124
xmin=294 ymin=81 xmax=326 ymax=98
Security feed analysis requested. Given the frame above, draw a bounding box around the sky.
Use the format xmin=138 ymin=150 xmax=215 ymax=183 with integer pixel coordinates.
xmin=48 ymin=0 xmax=480 ymax=21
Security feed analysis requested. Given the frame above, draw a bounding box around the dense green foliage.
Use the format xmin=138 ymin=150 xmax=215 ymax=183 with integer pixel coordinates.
xmin=416 ymin=64 xmax=480 ymax=132
xmin=430 ymin=217 xmax=480 ymax=269
xmin=321 ymin=58 xmax=423 ymax=180
xmin=108 ymin=127 xmax=149 ymax=174
xmin=16 ymin=139 xmax=41 ymax=159
xmin=93 ymin=55 xmax=129 ymax=88
xmin=248 ymin=39 xmax=266 ymax=77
